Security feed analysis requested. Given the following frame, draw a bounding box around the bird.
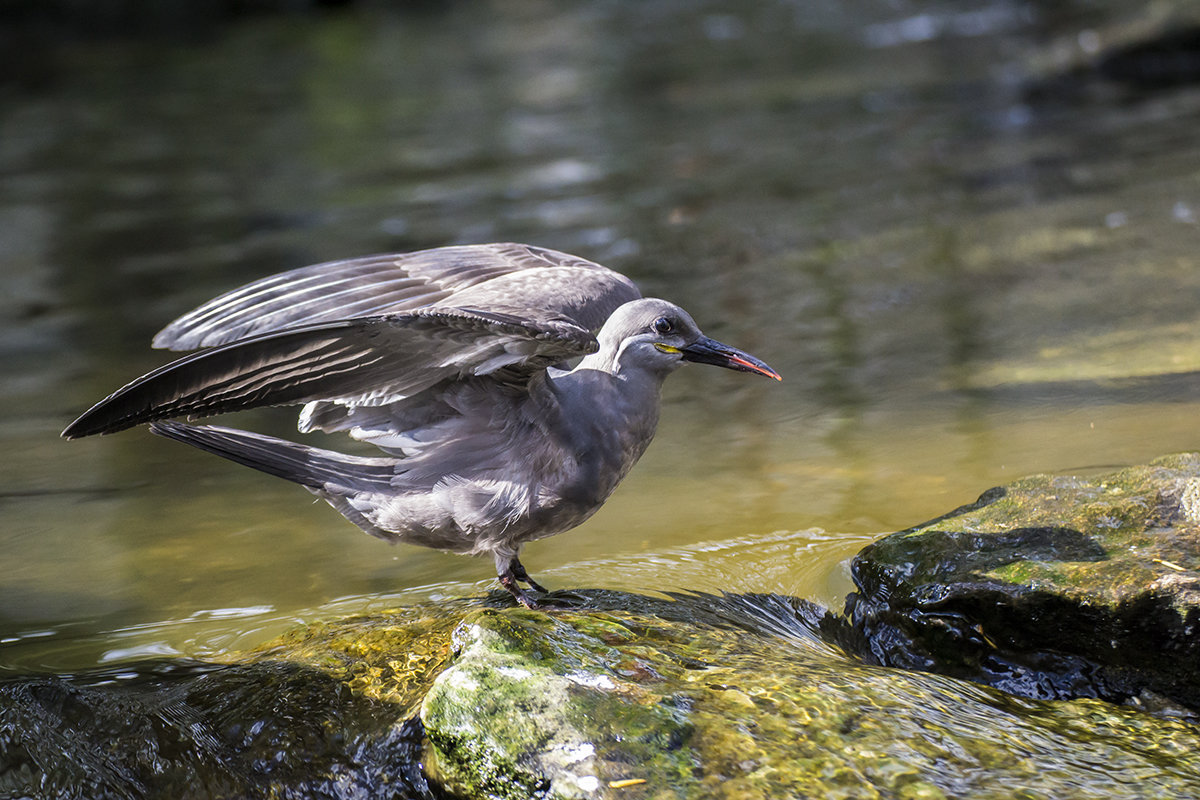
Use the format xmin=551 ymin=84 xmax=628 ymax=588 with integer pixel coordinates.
xmin=62 ymin=243 xmax=781 ymax=607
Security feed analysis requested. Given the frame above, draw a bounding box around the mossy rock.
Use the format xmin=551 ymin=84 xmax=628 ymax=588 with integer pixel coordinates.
xmin=3 ymin=589 xmax=1199 ymax=799
xmin=414 ymin=594 xmax=1200 ymax=799
xmin=845 ymin=454 xmax=1200 ymax=713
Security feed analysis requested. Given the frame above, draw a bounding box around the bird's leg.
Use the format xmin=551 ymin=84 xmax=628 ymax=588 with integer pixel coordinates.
xmin=495 ymin=554 xmax=548 ymax=608
xmin=498 ymin=571 xmax=539 ymax=609
xmin=510 ymin=557 xmax=548 ymax=594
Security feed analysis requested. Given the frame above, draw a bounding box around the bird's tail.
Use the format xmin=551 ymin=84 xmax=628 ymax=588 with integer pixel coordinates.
xmin=149 ymin=421 xmax=397 ymax=494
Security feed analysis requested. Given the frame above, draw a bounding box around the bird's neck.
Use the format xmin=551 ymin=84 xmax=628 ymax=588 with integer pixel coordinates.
xmin=547 ymin=355 xmax=667 ymax=482
xmin=576 ymin=337 xmax=677 ymax=382
xmin=574 ymin=344 xmax=620 ymax=377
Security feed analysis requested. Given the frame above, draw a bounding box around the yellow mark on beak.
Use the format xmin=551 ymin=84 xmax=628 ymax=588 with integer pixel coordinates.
xmin=654 ymin=343 xmax=680 ymax=354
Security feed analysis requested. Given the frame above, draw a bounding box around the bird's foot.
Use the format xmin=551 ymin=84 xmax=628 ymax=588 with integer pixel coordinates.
xmin=498 ymin=573 xmax=541 ymax=608
xmin=510 ymin=558 xmax=548 ymax=594
xmin=498 ymin=557 xmax=549 ymax=608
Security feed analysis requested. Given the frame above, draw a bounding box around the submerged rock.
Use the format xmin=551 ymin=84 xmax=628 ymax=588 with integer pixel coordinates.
xmin=0 ymin=659 xmax=435 ymax=799
xmin=845 ymin=453 xmax=1200 ymax=715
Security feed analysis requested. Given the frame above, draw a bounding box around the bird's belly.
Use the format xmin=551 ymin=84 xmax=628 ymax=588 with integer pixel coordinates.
xmin=359 ymin=472 xmax=604 ymax=555
xmin=344 ymin=415 xmax=641 ymax=557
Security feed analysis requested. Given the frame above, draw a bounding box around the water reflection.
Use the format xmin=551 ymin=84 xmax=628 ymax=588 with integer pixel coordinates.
xmin=4 ymin=0 xmax=1200 ymax=668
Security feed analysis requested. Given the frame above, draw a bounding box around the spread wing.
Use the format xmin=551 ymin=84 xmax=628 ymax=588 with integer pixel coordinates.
xmin=153 ymin=242 xmax=640 ymax=351
xmin=62 ymin=309 xmax=597 ymax=439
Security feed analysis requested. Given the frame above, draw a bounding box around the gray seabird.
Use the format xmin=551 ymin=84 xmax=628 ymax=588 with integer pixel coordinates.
xmin=63 ymin=243 xmax=780 ymax=606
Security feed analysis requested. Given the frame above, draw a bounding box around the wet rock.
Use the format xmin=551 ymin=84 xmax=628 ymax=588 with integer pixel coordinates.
xmin=0 ymin=603 xmax=474 ymax=799
xmin=845 ymin=453 xmax=1200 ymax=715
xmin=414 ymin=593 xmax=1200 ymax=799
xmin=0 ymin=659 xmax=435 ymax=800
xmin=419 ymin=607 xmax=693 ymax=800
xmin=1023 ymin=6 xmax=1200 ymax=101
xmin=1096 ymin=25 xmax=1200 ymax=88
xmin=5 ymin=590 xmax=1200 ymax=798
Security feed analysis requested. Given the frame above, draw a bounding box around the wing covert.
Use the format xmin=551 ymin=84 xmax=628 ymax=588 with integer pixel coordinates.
xmin=153 ymin=243 xmax=639 ymax=350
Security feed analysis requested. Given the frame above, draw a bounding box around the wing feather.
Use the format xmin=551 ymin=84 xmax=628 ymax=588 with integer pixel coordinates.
xmin=153 ymin=243 xmax=638 ymax=350
xmin=63 ymin=309 xmax=596 ymax=439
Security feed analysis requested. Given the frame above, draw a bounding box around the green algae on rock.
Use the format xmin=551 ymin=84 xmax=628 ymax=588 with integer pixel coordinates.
xmin=420 ymin=608 xmax=694 ymax=800
xmin=846 ymin=454 xmax=1200 ymax=713
xmin=414 ymin=594 xmax=1200 ymax=800
xmin=247 ymin=601 xmax=472 ymax=711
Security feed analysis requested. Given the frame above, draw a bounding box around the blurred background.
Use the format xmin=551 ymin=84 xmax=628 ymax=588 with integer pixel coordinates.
xmin=4 ymin=0 xmax=1200 ymax=671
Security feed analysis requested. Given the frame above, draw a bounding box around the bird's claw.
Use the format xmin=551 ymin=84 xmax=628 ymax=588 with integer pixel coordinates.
xmin=499 ymin=557 xmax=549 ymax=608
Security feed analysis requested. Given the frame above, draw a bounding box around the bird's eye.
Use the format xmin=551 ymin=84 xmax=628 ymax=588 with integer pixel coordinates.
xmin=652 ymin=317 xmax=674 ymax=335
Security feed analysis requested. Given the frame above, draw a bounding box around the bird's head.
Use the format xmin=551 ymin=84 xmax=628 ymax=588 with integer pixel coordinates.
xmin=600 ymin=298 xmax=781 ymax=381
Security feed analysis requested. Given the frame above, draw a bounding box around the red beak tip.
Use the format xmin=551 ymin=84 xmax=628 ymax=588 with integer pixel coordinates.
xmin=730 ymin=355 xmax=781 ymax=381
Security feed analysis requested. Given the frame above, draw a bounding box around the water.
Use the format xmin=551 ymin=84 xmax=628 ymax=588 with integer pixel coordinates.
xmin=4 ymin=0 xmax=1200 ymax=675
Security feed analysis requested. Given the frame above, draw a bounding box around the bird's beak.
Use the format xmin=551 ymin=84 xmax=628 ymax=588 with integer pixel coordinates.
xmin=677 ymin=336 xmax=782 ymax=380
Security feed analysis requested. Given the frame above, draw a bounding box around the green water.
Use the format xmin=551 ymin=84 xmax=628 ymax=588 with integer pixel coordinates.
xmin=4 ymin=0 xmax=1200 ymax=681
